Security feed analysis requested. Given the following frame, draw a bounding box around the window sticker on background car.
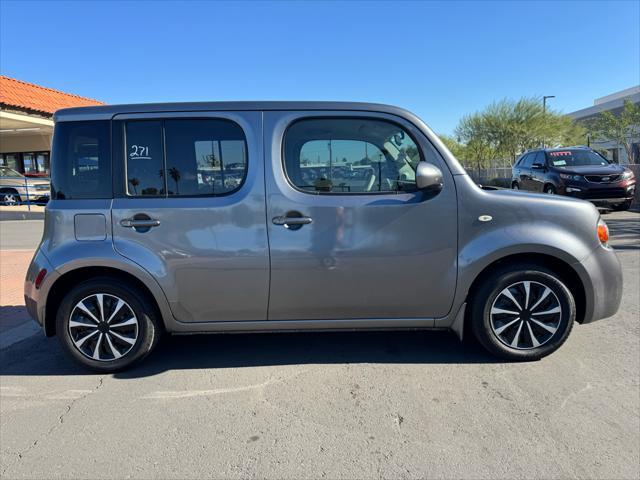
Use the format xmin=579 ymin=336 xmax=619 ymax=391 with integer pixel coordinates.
xmin=552 ymin=160 xmax=567 ymax=166
xmin=549 ymin=151 xmax=571 ymax=156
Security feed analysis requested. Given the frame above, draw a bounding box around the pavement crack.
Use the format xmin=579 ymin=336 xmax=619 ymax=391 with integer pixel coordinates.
xmin=1 ymin=376 xmax=104 ymax=477
xmin=560 ymin=382 xmax=593 ymax=410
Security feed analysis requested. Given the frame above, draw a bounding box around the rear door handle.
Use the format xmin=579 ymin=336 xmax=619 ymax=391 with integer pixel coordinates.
xmin=120 ymin=218 xmax=161 ymax=229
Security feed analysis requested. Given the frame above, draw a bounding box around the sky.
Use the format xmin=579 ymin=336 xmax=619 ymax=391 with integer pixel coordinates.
xmin=1 ymin=0 xmax=638 ymax=135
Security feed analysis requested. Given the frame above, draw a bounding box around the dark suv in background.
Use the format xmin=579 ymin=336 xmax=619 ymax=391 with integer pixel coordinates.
xmin=512 ymin=147 xmax=636 ymax=210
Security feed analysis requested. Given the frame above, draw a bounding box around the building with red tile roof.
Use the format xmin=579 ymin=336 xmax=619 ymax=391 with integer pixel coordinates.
xmin=0 ymin=75 xmax=103 ymax=177
xmin=1 ymin=75 xmax=104 ymax=116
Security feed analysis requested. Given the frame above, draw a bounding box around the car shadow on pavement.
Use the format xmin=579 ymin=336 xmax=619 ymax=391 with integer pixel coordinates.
xmin=0 ymin=305 xmax=29 ymax=329
xmin=0 ymin=330 xmax=499 ymax=378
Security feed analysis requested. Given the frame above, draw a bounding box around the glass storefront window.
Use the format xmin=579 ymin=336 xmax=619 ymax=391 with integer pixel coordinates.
xmin=35 ymin=153 xmax=49 ymax=176
xmin=1 ymin=154 xmax=20 ymax=171
xmin=0 ymin=152 xmax=51 ymax=176
xmin=23 ymin=153 xmax=36 ymax=174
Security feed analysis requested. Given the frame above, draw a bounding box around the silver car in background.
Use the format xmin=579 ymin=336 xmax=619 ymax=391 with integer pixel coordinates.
xmin=0 ymin=166 xmax=50 ymax=205
xmin=24 ymin=102 xmax=623 ymax=372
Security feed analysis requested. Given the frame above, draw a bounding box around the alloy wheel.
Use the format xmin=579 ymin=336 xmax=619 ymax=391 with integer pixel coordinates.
xmin=2 ymin=193 xmax=18 ymax=206
xmin=68 ymin=293 xmax=139 ymax=361
xmin=489 ymin=281 xmax=562 ymax=350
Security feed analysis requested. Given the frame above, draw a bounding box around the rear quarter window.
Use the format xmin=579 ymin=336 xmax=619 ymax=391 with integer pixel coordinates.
xmin=51 ymin=121 xmax=112 ymax=199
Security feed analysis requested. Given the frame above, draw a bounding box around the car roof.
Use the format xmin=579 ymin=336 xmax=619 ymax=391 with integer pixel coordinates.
xmin=545 ymin=146 xmax=591 ymax=151
xmin=523 ymin=146 xmax=593 ymax=155
xmin=53 ymin=101 xmax=418 ymax=122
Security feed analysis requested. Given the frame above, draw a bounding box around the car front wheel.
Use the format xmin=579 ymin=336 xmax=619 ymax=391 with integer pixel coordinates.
xmin=470 ymin=264 xmax=575 ymax=361
xmin=56 ymin=278 xmax=162 ymax=372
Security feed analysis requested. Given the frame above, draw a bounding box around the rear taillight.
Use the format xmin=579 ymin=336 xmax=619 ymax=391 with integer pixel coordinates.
xmin=35 ymin=269 xmax=47 ymax=289
xmin=597 ymin=219 xmax=609 ymax=247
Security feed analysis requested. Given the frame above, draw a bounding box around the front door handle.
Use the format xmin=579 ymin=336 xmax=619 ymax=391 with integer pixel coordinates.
xmin=272 ymin=214 xmax=313 ymax=229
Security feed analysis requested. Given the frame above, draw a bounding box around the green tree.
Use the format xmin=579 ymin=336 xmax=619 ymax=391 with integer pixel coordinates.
xmin=586 ymin=99 xmax=640 ymax=163
xmin=452 ymin=97 xmax=586 ymax=166
xmin=438 ymin=134 xmax=465 ymax=158
xmin=454 ymin=114 xmax=495 ymax=175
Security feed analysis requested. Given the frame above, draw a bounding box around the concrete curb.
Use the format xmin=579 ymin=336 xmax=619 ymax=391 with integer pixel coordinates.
xmin=0 ymin=211 xmax=45 ymax=221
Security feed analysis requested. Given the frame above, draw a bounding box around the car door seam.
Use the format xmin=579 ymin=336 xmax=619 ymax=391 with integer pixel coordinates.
xmin=262 ymin=110 xmax=273 ymax=321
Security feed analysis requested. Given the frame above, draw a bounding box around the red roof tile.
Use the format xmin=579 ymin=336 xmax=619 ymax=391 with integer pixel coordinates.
xmin=0 ymin=75 xmax=104 ymax=116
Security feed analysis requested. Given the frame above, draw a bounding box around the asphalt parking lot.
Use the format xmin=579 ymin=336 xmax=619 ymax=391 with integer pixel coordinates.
xmin=0 ymin=210 xmax=638 ymax=479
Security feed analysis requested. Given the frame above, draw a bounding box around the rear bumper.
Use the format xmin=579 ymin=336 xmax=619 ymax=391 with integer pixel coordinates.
xmin=572 ymin=245 xmax=623 ymax=324
xmin=24 ymin=249 xmax=58 ymax=330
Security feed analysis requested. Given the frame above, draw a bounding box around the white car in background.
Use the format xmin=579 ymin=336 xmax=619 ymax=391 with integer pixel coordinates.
xmin=0 ymin=166 xmax=50 ymax=205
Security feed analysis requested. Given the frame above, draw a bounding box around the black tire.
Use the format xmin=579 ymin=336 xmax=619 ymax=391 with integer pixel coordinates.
xmin=1 ymin=189 xmax=21 ymax=206
xmin=544 ymin=185 xmax=556 ymax=195
xmin=612 ymin=200 xmax=633 ymax=211
xmin=56 ymin=277 xmax=162 ymax=372
xmin=512 ymin=182 xmax=520 ymax=190
xmin=470 ymin=264 xmax=575 ymax=361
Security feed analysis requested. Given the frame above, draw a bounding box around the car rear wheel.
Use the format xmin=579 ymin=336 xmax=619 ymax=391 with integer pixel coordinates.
xmin=56 ymin=278 xmax=162 ymax=372
xmin=470 ymin=264 xmax=575 ymax=361
xmin=544 ymin=185 xmax=556 ymax=195
xmin=512 ymin=182 xmax=520 ymax=190
xmin=1 ymin=190 xmax=20 ymax=206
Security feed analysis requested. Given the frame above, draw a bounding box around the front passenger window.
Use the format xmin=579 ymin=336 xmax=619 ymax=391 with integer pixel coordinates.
xmin=284 ymin=118 xmax=422 ymax=194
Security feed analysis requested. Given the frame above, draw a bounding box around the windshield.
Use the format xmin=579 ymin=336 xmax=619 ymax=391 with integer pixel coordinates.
xmin=547 ymin=150 xmax=611 ymax=167
xmin=0 ymin=167 xmax=24 ymax=178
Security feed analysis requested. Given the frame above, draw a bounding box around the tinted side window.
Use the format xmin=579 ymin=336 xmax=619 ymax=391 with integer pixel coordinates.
xmin=532 ymin=152 xmax=544 ymax=166
xmin=284 ymin=118 xmax=422 ymax=194
xmin=51 ymin=121 xmax=112 ymax=199
xmin=516 ymin=154 xmax=528 ymax=167
xmin=522 ymin=153 xmax=534 ymax=167
xmin=125 ymin=121 xmax=165 ymax=196
xmin=164 ymin=119 xmax=247 ymax=196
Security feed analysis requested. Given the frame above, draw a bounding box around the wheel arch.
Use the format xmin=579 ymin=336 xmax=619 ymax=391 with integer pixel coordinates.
xmin=464 ymin=252 xmax=587 ymax=327
xmin=0 ymin=188 xmax=21 ymax=201
xmin=44 ymin=266 xmax=167 ymax=337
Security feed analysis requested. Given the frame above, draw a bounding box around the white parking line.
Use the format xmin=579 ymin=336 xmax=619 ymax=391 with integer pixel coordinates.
xmin=0 ymin=321 xmax=42 ymax=350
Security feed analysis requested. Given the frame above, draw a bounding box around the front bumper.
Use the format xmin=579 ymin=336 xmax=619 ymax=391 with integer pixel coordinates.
xmin=589 ymin=197 xmax=634 ymax=207
xmin=572 ymin=244 xmax=623 ymax=324
xmin=562 ymin=181 xmax=635 ymax=206
xmin=24 ymin=192 xmax=50 ymax=204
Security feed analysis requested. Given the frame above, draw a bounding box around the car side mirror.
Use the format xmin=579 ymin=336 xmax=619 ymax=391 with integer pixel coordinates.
xmin=415 ymin=162 xmax=443 ymax=192
xmin=531 ymin=162 xmax=545 ymax=169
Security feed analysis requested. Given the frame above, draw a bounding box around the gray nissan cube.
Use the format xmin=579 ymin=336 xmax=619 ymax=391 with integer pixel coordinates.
xmin=24 ymin=102 xmax=623 ymax=372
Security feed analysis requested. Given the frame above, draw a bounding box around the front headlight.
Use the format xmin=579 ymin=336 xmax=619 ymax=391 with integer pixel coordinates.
xmin=559 ymin=173 xmax=582 ymax=181
xmin=622 ymin=169 xmax=635 ymax=180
